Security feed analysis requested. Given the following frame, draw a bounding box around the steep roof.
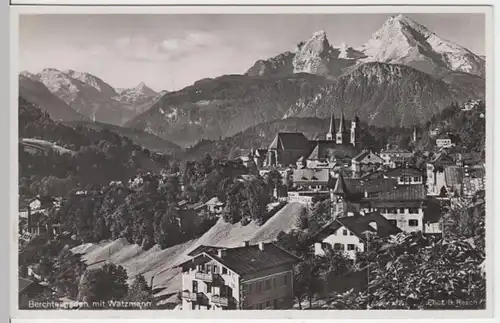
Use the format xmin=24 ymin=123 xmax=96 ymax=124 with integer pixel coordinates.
xmin=385 ymin=167 xmax=423 ymax=177
xmin=352 ymin=150 xmax=384 ymax=163
xmin=333 ymin=173 xmax=349 ymax=195
xmin=308 ymin=144 xmax=321 ymax=160
xmin=363 ymin=184 xmax=426 ymax=201
xmin=437 ymin=133 xmax=452 ymax=140
xmin=179 ymin=243 xmax=301 ymax=277
xmin=337 ymin=212 xmax=402 ymax=240
xmin=352 ymin=150 xmax=370 ymax=162
xmin=311 ymin=212 xmax=401 ymax=242
xmin=268 ymin=133 xmax=310 ymax=150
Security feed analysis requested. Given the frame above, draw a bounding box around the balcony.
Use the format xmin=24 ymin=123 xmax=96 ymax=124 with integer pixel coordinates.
xmin=182 ymin=291 xmax=197 ymax=301
xmin=211 ymin=295 xmax=229 ymax=306
xmin=195 ymin=272 xmax=213 ymax=282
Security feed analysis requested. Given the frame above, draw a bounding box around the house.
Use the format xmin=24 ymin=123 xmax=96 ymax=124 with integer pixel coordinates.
xmin=379 ymin=145 xmax=413 ymax=168
xmin=383 ymin=167 xmax=424 ymax=185
xmin=435 ymin=133 xmax=454 ymax=148
xmin=202 ymin=197 xmax=225 ymax=216
xmin=177 ymin=242 xmax=301 ymax=310
xmin=461 ymin=99 xmax=483 ymax=111
xmin=311 ymin=212 xmax=401 ymax=259
xmin=329 ymin=174 xmax=426 ymax=232
xmin=292 ymin=168 xmax=330 ymax=192
xmin=351 ymin=150 xmax=384 ymax=174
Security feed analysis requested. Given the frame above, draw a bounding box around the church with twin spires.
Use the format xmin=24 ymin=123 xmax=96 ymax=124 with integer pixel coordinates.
xmin=266 ymin=110 xmax=362 ymax=167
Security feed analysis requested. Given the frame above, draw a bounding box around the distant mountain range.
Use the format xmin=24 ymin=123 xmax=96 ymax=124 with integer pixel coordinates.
xmin=21 ymin=14 xmax=485 ymax=148
xmin=19 ymin=69 xmax=166 ymax=125
xmin=125 ymin=14 xmax=485 ymax=147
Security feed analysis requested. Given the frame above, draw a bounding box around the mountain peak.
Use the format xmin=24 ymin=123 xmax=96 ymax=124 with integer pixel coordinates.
xmin=135 ymin=82 xmax=157 ymax=96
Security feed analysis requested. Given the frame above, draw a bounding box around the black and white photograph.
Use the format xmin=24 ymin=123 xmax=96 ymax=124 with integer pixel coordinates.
xmin=13 ymin=4 xmax=492 ymax=315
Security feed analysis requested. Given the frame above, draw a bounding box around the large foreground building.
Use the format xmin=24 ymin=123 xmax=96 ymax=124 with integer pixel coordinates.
xmin=177 ymin=242 xmax=301 ymax=310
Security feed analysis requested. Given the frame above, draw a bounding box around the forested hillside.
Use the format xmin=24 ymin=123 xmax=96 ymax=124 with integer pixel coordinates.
xmin=19 ymin=97 xmax=175 ymax=198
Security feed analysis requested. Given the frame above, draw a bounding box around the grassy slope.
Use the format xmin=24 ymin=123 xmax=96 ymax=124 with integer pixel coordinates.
xmin=71 ymin=202 xmax=305 ymax=303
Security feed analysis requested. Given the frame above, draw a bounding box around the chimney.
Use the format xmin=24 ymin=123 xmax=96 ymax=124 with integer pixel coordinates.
xmin=217 ymin=249 xmax=227 ymax=258
xmin=369 ymin=221 xmax=378 ymax=232
xmin=243 ymin=240 xmax=250 ymax=247
xmin=258 ymin=242 xmax=264 ymax=251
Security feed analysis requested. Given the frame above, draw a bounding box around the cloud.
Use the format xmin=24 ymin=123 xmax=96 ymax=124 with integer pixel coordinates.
xmin=94 ymin=31 xmax=221 ymax=63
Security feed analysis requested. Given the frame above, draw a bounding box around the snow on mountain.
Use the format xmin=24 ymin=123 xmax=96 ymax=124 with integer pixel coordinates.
xmin=247 ymin=14 xmax=484 ymax=80
xmin=24 ymin=69 xmax=163 ymax=125
xmin=357 ymin=14 xmax=485 ymax=76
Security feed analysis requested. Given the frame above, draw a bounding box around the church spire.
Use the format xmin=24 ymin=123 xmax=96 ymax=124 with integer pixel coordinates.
xmin=326 ymin=113 xmax=335 ymax=141
xmin=338 ymin=108 xmax=346 ymax=133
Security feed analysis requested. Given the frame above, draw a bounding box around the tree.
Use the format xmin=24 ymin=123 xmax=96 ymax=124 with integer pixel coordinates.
xmin=123 ymin=274 xmax=153 ymax=308
xmin=54 ymin=247 xmax=87 ymax=298
xmin=78 ymin=263 xmax=129 ymax=304
xmin=294 ymin=256 xmax=323 ymax=308
xmin=296 ymin=207 xmax=309 ymax=229
xmin=364 ymin=232 xmax=485 ymax=309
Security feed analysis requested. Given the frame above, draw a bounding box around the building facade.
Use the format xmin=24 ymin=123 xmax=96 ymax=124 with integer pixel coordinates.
xmin=178 ymin=242 xmax=300 ymax=310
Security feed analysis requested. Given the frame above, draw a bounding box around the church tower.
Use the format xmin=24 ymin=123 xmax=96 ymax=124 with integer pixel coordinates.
xmin=336 ymin=109 xmax=349 ymax=145
xmin=331 ymin=173 xmax=349 ymax=219
xmin=326 ymin=113 xmax=335 ymax=141
xmin=350 ymin=114 xmax=360 ymax=147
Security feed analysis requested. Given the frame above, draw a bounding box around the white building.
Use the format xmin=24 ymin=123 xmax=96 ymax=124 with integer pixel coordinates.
xmin=311 ymin=212 xmax=401 ymax=259
xmin=435 ymin=134 xmax=454 ymax=148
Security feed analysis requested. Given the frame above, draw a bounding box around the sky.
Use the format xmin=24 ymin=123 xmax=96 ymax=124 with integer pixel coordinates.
xmin=19 ymin=13 xmax=485 ymax=92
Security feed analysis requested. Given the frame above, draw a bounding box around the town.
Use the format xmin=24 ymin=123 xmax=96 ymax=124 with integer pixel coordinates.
xmin=18 ymin=99 xmax=486 ymax=311
xmin=16 ymin=12 xmax=487 ymax=312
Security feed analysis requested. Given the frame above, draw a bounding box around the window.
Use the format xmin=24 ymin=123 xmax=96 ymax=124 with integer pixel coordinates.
xmin=389 ymin=220 xmax=397 ymax=226
xmin=248 ymin=283 xmax=253 ymax=295
xmin=409 ymin=208 xmax=419 ymax=214
xmin=266 ymin=300 xmax=271 ymax=308
xmin=222 ymin=267 xmax=228 ymax=274
xmin=334 ymin=243 xmax=344 ymax=250
xmin=272 ymin=277 xmax=277 ymax=289
xmin=387 ymin=208 xmax=397 ymax=214
xmin=213 ymin=265 xmax=218 ymax=274
xmin=206 ymin=282 xmax=212 ymax=293
xmin=399 ymin=208 xmax=405 ymax=213
xmin=347 ymin=244 xmax=356 ymax=251
xmin=343 ymin=229 xmax=348 ymax=236
xmin=192 ymin=281 xmax=198 ymax=293
xmin=265 ymin=279 xmax=271 ymax=291
xmin=349 ymin=231 xmax=354 ymax=236
xmin=413 ymin=176 xmax=421 ymax=182
xmin=409 ymin=219 xmax=419 ymax=227
xmin=273 ymin=298 xmax=279 ymax=309
xmin=399 ymin=176 xmax=405 ymax=182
